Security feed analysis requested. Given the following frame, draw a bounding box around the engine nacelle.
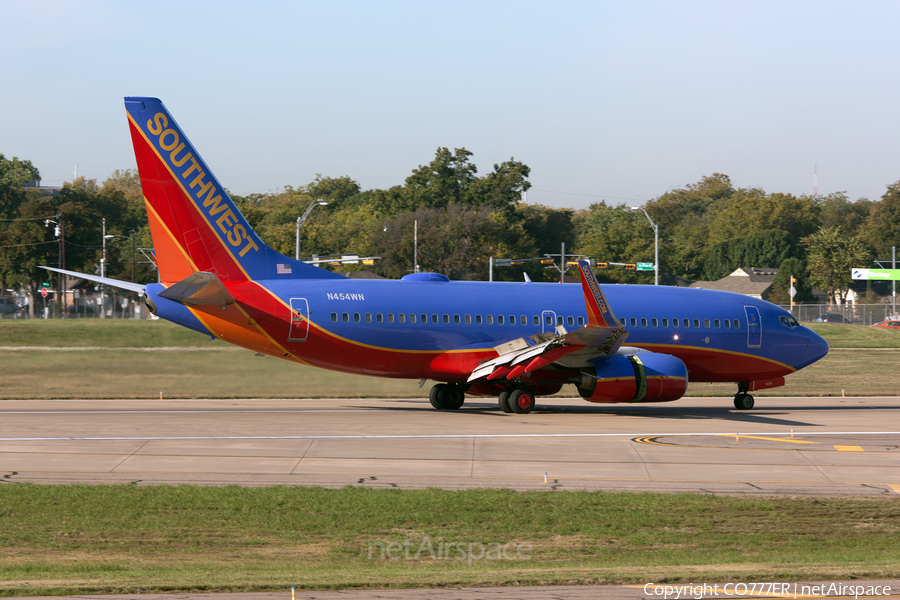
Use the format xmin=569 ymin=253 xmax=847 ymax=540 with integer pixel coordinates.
xmin=577 ymin=352 xmax=688 ymax=403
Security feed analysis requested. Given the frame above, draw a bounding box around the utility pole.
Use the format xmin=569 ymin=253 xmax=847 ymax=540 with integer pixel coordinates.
xmin=130 ymin=230 xmax=136 ymax=283
xmin=101 ymin=218 xmax=107 ymax=319
xmin=632 ymin=207 xmax=659 ymax=285
xmin=414 ymin=219 xmax=419 ymax=273
xmin=560 ymin=242 xmax=566 ymax=283
xmin=894 ymin=246 xmax=897 ymax=316
xmin=59 ymin=218 xmax=65 ymax=316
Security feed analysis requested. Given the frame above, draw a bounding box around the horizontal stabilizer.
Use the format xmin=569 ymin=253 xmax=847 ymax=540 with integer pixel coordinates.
xmin=157 ymin=272 xmax=235 ymax=306
xmin=41 ymin=266 xmax=145 ymax=294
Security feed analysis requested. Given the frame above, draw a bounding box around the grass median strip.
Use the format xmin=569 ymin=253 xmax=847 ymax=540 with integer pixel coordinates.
xmin=1 ymin=484 xmax=899 ymax=595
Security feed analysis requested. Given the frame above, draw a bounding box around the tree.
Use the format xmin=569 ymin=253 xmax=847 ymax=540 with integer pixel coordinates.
xmin=700 ymin=229 xmax=801 ymax=280
xmin=817 ymin=191 xmax=872 ymax=238
xmin=802 ymin=226 xmax=870 ymax=304
xmin=768 ymin=257 xmax=813 ymax=305
xmin=861 ymin=181 xmax=900 ymax=258
xmin=574 ymin=202 xmax=655 ymax=284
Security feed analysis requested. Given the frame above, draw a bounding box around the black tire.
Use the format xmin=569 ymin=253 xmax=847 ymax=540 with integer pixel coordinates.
xmin=498 ymin=390 xmax=513 ymax=413
xmin=733 ymin=393 xmax=754 ymax=410
xmin=429 ymin=384 xmax=445 ymax=409
xmin=510 ymin=389 xmax=536 ymax=414
xmin=439 ymin=384 xmax=465 ymax=410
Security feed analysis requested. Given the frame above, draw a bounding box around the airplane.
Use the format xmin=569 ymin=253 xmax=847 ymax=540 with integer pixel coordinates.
xmin=43 ymin=97 xmax=830 ymax=414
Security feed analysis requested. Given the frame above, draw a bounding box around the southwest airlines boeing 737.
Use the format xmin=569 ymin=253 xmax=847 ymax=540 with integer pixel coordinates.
xmin=44 ymin=97 xmax=829 ymax=414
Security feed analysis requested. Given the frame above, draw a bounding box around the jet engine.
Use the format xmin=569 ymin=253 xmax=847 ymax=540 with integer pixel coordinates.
xmin=577 ymin=352 xmax=688 ymax=403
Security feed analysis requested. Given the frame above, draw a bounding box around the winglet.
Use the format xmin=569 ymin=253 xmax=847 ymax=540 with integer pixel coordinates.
xmin=577 ymin=260 xmax=619 ymax=328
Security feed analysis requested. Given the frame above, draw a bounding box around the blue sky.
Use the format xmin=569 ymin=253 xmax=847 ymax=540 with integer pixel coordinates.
xmin=3 ymin=0 xmax=899 ymax=208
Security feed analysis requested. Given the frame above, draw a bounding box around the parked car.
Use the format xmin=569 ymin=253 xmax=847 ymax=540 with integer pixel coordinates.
xmin=872 ymin=317 xmax=900 ymax=329
xmin=0 ymin=298 xmax=20 ymax=314
xmin=65 ymin=304 xmax=96 ymax=316
xmin=813 ymin=313 xmax=853 ymax=323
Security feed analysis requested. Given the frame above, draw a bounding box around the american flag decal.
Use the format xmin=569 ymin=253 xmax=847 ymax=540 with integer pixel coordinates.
xmin=276 ymin=264 xmax=292 ymax=274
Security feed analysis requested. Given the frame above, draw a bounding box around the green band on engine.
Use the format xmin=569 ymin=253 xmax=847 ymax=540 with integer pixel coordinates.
xmin=629 ymin=355 xmax=647 ymax=402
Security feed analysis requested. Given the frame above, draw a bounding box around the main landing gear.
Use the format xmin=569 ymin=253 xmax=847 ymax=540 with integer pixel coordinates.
xmin=733 ymin=381 xmax=754 ymax=410
xmin=498 ymin=388 xmax=536 ymax=414
xmin=429 ymin=383 xmax=466 ymax=410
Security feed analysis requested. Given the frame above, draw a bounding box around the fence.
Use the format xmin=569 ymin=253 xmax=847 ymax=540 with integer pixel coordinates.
xmin=6 ymin=290 xmax=149 ymax=320
xmin=779 ymin=303 xmax=899 ymax=325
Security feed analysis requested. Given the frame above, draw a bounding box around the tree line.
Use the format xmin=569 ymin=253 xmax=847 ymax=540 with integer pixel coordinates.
xmin=2 ymin=150 xmax=898 ymax=307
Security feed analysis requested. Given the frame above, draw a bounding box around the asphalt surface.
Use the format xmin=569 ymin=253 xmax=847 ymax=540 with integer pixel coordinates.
xmin=2 ymin=395 xmax=899 ymax=497
xmin=12 ymin=580 xmax=900 ymax=599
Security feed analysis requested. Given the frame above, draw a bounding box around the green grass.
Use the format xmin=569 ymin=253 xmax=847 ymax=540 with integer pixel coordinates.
xmin=1 ymin=484 xmax=898 ymax=595
xmin=0 ymin=320 xmax=897 ymax=399
xmin=0 ymin=319 xmax=212 ymax=347
xmin=805 ymin=322 xmax=900 ymax=348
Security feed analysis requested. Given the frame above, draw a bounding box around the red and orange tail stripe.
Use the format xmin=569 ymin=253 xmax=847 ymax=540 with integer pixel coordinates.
xmin=577 ymin=260 xmax=619 ymax=329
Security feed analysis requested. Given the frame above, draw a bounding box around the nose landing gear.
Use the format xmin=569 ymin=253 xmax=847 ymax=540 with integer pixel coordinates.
xmin=733 ymin=381 xmax=754 ymax=410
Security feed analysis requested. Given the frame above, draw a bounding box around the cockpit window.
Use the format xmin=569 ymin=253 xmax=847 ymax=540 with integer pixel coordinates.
xmin=779 ymin=315 xmax=800 ymax=329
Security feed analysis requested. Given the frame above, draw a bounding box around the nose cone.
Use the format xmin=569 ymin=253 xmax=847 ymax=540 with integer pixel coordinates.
xmin=798 ymin=326 xmax=829 ymax=369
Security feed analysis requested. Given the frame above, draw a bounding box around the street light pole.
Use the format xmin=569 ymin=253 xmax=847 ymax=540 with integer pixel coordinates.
xmin=130 ymin=230 xmax=136 ymax=283
xmin=632 ymin=206 xmax=659 ymax=285
xmin=296 ymin=199 xmax=327 ymax=260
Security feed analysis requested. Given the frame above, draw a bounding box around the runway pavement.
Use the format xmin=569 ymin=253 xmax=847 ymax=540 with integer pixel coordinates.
xmin=2 ymin=395 xmax=899 ymax=497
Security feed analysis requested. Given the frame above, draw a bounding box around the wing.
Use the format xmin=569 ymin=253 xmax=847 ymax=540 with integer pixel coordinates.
xmin=468 ymin=260 xmax=628 ymax=383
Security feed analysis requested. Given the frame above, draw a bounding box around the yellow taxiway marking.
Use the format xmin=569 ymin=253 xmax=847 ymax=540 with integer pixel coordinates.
xmin=889 ymin=484 xmax=900 ymax=495
xmin=834 ymin=445 xmax=864 ymax=451
xmin=717 ymin=434 xmax=820 ymax=444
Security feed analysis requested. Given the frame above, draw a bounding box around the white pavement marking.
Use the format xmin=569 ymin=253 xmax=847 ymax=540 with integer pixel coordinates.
xmin=1 ymin=431 xmax=899 ymax=442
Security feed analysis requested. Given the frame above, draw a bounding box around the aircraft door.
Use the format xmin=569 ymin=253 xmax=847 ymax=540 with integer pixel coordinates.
xmin=541 ymin=310 xmax=557 ymax=333
xmin=744 ymin=305 xmax=761 ymax=348
xmin=288 ymin=298 xmax=310 ymax=341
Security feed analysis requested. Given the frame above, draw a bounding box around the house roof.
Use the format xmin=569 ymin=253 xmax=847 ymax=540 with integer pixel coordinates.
xmin=688 ymin=267 xmax=778 ymax=298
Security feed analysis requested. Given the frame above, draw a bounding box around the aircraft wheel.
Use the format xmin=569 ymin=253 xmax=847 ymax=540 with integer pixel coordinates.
xmin=498 ymin=390 xmax=513 ymax=413
xmin=509 ymin=389 xmax=536 ymax=414
xmin=429 ymin=384 xmax=445 ymax=409
xmin=733 ymin=393 xmax=754 ymax=410
xmin=439 ymin=384 xmax=465 ymax=410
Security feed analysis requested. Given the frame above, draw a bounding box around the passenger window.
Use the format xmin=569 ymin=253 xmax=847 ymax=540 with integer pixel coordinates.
xmin=354 ymin=313 xmax=361 ymax=323
xmin=578 ymin=316 xmax=585 ymax=326
xmin=545 ymin=315 xmax=552 ymax=326
xmin=684 ymin=319 xmax=690 ymax=329
xmin=486 ymin=315 xmax=493 ymax=325
xmin=399 ymin=313 xmax=406 ymax=324
xmin=714 ymin=319 xmax=720 ymax=328
xmin=509 ymin=315 xmax=515 ymax=325
xmin=409 ymin=314 xmax=416 ymax=323
xmin=733 ymin=319 xmax=740 ymax=329
xmin=641 ymin=318 xmax=647 ymax=327
xmin=365 ymin=313 xmax=372 ymax=323
xmin=534 ymin=315 xmax=541 ymax=326
xmin=465 ymin=315 xmax=471 ymax=324
xmin=342 ymin=313 xmax=349 ymax=322
xmin=331 ymin=312 xmax=337 ymax=322
xmin=568 ymin=316 xmax=575 ymax=326
xmin=439 ymin=314 xmax=446 ymax=324
xmin=704 ymin=319 xmax=710 ymax=328
xmin=376 ymin=313 xmax=383 ymax=323
xmin=662 ymin=318 xmax=669 ymax=328
xmin=630 ymin=318 xmax=637 ymax=327
xmin=453 ymin=315 xmax=460 ymax=324
xmin=474 ymin=315 xmax=481 ymax=325
xmin=498 ymin=315 xmax=504 ymax=325
xmin=557 ymin=315 xmax=563 ymax=326
xmin=693 ymin=319 xmax=700 ymax=328
xmin=652 ymin=318 xmax=658 ymax=327
xmin=724 ymin=319 xmax=731 ymax=329
xmin=421 ymin=314 xmax=427 ymax=324
xmin=519 ymin=315 xmax=526 ymax=325
xmin=387 ymin=313 xmax=394 ymax=323
xmin=431 ymin=314 xmax=438 ymax=324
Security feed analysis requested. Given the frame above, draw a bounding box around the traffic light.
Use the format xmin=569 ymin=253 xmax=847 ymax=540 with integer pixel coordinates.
xmin=362 ymin=259 xmax=375 ymax=266
xmin=566 ymin=261 xmax=580 ymax=267
xmin=625 ymin=264 xmax=636 ymax=270
xmin=540 ymin=258 xmax=554 ymax=265
xmin=596 ymin=262 xmax=608 ymax=269
xmin=510 ymin=260 xmax=524 ymax=266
